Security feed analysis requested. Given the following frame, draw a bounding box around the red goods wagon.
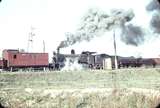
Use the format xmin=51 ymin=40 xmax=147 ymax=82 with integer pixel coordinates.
xmin=2 ymin=49 xmax=49 ymax=69
xmin=0 ymin=59 xmax=3 ymax=69
xmin=152 ymin=58 xmax=160 ymax=65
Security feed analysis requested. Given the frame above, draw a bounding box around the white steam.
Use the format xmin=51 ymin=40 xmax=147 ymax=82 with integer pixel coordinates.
xmin=61 ymin=58 xmax=84 ymax=71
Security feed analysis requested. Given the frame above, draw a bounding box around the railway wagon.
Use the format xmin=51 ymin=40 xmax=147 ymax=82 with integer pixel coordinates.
xmin=153 ymin=58 xmax=160 ymax=66
xmin=0 ymin=59 xmax=3 ymax=69
xmin=117 ymin=56 xmax=141 ymax=68
xmin=140 ymin=58 xmax=160 ymax=68
xmin=2 ymin=49 xmax=49 ymax=71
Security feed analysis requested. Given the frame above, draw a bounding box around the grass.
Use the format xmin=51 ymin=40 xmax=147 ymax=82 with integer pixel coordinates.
xmin=1 ymin=68 xmax=160 ymax=89
xmin=0 ymin=68 xmax=160 ymax=107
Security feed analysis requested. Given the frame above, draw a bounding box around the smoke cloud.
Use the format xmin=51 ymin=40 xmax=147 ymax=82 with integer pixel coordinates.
xmin=121 ymin=24 xmax=144 ymax=46
xmin=150 ymin=12 xmax=160 ymax=33
xmin=58 ymin=8 xmax=145 ymax=49
xmin=146 ymin=0 xmax=160 ymax=11
xmin=146 ymin=0 xmax=160 ymax=33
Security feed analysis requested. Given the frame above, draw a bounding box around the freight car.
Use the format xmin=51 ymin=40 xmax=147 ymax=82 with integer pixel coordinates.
xmin=117 ymin=56 xmax=142 ymax=68
xmin=0 ymin=49 xmax=49 ymax=71
xmin=139 ymin=58 xmax=160 ymax=68
xmin=0 ymin=59 xmax=4 ymax=70
xmin=117 ymin=57 xmax=160 ymax=68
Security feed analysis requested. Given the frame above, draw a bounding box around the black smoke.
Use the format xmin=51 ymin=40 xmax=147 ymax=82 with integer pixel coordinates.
xmin=58 ymin=8 xmax=137 ymax=49
xmin=150 ymin=12 xmax=160 ymax=33
xmin=146 ymin=0 xmax=160 ymax=33
xmin=121 ymin=24 xmax=145 ymax=46
xmin=146 ymin=0 xmax=160 ymax=11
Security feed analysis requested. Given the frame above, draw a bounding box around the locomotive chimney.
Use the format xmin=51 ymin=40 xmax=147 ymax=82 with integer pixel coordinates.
xmin=71 ymin=49 xmax=75 ymax=55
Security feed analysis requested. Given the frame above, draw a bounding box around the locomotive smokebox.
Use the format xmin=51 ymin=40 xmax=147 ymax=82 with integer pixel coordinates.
xmin=71 ymin=49 xmax=75 ymax=55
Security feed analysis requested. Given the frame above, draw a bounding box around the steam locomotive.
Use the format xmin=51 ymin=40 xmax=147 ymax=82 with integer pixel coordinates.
xmin=50 ymin=48 xmax=112 ymax=70
xmin=51 ymin=49 xmax=160 ymax=70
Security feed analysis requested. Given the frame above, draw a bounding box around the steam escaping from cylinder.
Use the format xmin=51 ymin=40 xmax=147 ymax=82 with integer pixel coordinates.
xmin=61 ymin=58 xmax=83 ymax=71
xmin=58 ymin=8 xmax=145 ymax=49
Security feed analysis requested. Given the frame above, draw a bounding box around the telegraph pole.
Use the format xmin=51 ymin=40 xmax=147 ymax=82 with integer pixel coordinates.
xmin=43 ymin=40 xmax=45 ymax=53
xmin=27 ymin=27 xmax=35 ymax=52
xmin=113 ymin=30 xmax=118 ymax=69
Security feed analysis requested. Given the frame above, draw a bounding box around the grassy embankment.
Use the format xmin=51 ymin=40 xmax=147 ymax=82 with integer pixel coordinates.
xmin=0 ymin=68 xmax=160 ymax=108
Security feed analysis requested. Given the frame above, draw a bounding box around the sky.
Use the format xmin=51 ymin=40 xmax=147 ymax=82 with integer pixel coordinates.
xmin=0 ymin=0 xmax=159 ymax=60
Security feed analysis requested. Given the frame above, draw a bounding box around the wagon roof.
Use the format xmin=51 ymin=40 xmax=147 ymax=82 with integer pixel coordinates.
xmin=4 ymin=49 xmax=48 ymax=54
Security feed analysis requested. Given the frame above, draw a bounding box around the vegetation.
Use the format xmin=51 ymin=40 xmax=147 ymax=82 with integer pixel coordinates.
xmin=0 ymin=68 xmax=160 ymax=108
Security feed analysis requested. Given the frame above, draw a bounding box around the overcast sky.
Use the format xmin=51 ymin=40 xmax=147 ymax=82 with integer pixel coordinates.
xmin=0 ymin=0 xmax=159 ymax=59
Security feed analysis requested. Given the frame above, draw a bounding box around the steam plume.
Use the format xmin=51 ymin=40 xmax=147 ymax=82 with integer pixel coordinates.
xmin=58 ymin=8 xmax=145 ymax=49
